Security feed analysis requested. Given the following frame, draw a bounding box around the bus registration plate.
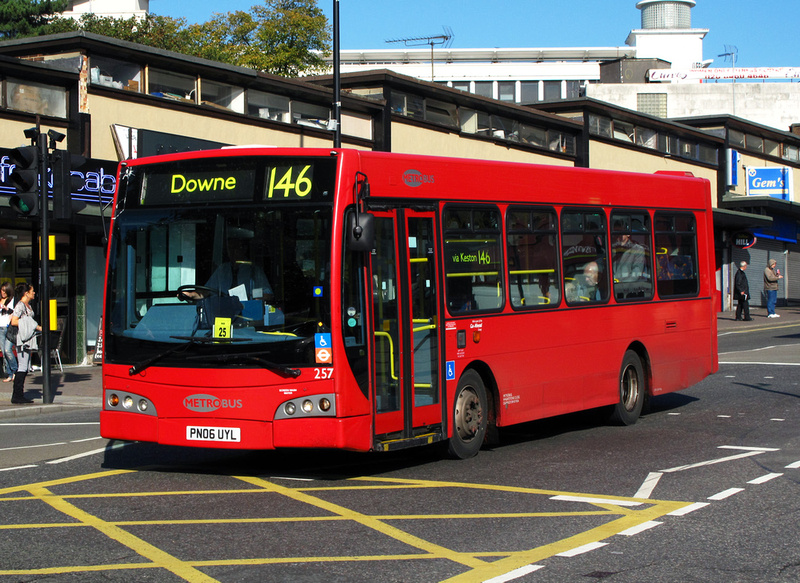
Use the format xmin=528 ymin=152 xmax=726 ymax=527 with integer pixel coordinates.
xmin=186 ymin=426 xmax=241 ymax=442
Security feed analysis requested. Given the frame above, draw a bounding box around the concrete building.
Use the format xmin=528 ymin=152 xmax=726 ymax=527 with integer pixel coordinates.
xmin=62 ymin=0 xmax=149 ymax=21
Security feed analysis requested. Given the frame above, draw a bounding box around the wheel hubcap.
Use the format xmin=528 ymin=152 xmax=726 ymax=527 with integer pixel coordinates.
xmin=621 ymin=364 xmax=640 ymax=412
xmin=455 ymin=387 xmax=482 ymax=441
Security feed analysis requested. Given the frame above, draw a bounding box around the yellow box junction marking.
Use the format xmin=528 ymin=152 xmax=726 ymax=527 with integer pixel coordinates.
xmin=0 ymin=470 xmax=695 ymax=581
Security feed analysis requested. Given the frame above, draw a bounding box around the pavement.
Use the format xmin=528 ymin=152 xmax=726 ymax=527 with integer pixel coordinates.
xmin=1 ymin=304 xmax=798 ymax=420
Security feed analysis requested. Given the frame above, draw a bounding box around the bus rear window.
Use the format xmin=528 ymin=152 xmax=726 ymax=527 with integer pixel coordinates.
xmin=654 ymin=212 xmax=698 ymax=297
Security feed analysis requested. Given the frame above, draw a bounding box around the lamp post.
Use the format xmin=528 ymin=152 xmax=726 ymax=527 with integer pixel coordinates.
xmin=332 ymin=0 xmax=341 ymax=148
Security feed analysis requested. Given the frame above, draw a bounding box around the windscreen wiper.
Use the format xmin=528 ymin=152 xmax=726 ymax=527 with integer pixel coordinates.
xmin=185 ymin=352 xmax=302 ymax=378
xmin=128 ymin=335 xmax=244 ymax=376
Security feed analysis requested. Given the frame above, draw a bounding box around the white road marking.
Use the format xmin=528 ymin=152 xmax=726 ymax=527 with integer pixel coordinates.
xmin=785 ymin=461 xmax=800 ymax=469
xmin=0 ymin=441 xmax=67 ymax=452
xmin=46 ymin=442 xmax=128 ymax=464
xmin=483 ymin=564 xmax=543 ymax=583
xmin=556 ymin=542 xmax=608 ymax=557
xmin=668 ymin=502 xmax=709 ymax=516
xmin=748 ymin=473 xmax=783 ymax=485
xmin=618 ymin=521 xmax=662 ymax=536
xmin=708 ymin=488 xmax=744 ymax=500
xmin=550 ymin=495 xmax=642 ymax=507
xmin=719 ymin=446 xmax=780 ymax=451
xmin=660 ymin=450 xmax=765 ymax=473
xmin=0 ymin=464 xmax=37 ymax=472
xmin=633 ymin=472 xmax=663 ymax=499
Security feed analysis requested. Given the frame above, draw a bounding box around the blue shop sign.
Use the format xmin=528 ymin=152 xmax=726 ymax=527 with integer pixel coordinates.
xmin=746 ymin=166 xmax=791 ymax=200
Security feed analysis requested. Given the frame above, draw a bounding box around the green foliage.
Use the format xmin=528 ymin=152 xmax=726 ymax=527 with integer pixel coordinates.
xmin=11 ymin=0 xmax=331 ymax=77
xmin=0 ymin=0 xmax=70 ymax=38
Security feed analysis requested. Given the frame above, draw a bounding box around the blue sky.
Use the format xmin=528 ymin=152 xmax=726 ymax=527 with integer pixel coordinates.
xmin=152 ymin=0 xmax=799 ymax=68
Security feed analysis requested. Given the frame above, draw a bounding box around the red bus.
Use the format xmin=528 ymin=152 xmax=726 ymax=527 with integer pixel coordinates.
xmin=100 ymin=148 xmax=718 ymax=458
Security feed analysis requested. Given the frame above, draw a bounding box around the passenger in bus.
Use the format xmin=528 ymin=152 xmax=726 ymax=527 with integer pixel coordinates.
xmin=565 ymin=261 xmax=601 ymax=302
xmin=612 ymin=232 xmax=645 ymax=282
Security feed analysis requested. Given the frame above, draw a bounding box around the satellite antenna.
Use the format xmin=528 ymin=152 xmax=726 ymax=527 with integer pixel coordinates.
xmin=717 ymin=45 xmax=738 ymax=115
xmin=386 ymin=26 xmax=454 ymax=81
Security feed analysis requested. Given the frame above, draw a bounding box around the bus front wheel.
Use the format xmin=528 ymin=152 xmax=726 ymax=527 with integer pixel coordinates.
xmin=448 ymin=369 xmax=488 ymax=459
xmin=611 ymin=350 xmax=645 ymax=426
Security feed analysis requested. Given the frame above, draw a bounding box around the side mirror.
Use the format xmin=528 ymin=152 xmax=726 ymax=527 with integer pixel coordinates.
xmin=347 ymin=212 xmax=375 ymax=252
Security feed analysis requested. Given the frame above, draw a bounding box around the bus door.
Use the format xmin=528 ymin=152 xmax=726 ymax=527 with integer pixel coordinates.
xmin=371 ymin=210 xmax=442 ymax=442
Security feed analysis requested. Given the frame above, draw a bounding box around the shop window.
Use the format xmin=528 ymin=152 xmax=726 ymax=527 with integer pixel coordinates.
xmin=201 ymin=79 xmax=244 ymax=113
xmin=248 ymin=90 xmax=290 ymax=122
xmin=698 ymin=144 xmax=718 ymax=165
xmin=498 ymin=81 xmax=516 ymax=102
xmin=520 ymin=81 xmax=540 ymax=104
xmin=90 ymin=56 xmax=142 ymax=92
xmin=543 ymin=81 xmax=561 ymax=101
xmin=491 ymin=115 xmax=513 ymax=139
xmin=745 ymin=134 xmax=763 ymax=153
xmin=588 ymin=114 xmax=612 ymax=138
xmin=783 ymin=144 xmax=800 ymax=163
xmin=292 ymin=101 xmax=330 ymax=130
xmin=473 ymin=81 xmax=493 ymax=98
xmin=729 ymin=129 xmax=745 ymax=148
xmin=451 ymin=81 xmax=470 ymax=93
xmin=389 ymin=90 xmax=423 ymax=120
xmin=425 ymin=98 xmax=457 ymax=127
xmin=5 ymin=78 xmax=67 ymax=118
xmin=613 ymin=120 xmax=634 ymax=143
xmin=764 ymin=140 xmax=780 ymax=158
xmin=566 ymin=80 xmax=582 ymax=99
xmin=635 ymin=127 xmax=658 ymax=149
xmin=148 ymin=68 xmax=196 ymax=102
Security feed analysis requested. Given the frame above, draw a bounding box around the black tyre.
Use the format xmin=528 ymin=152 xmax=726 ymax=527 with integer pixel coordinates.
xmin=610 ymin=349 xmax=645 ymax=426
xmin=447 ymin=369 xmax=488 ymax=459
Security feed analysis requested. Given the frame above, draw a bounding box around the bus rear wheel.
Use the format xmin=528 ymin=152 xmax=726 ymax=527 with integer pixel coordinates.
xmin=448 ymin=370 xmax=488 ymax=459
xmin=611 ymin=350 xmax=645 ymax=426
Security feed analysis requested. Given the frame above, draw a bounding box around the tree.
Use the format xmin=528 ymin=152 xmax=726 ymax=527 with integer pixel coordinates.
xmin=0 ymin=0 xmax=69 ymax=38
xmin=44 ymin=1 xmax=331 ymax=77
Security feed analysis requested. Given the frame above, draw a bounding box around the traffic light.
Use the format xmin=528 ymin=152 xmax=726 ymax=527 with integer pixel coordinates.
xmin=52 ymin=150 xmax=86 ymax=220
xmin=9 ymin=145 xmax=40 ymax=216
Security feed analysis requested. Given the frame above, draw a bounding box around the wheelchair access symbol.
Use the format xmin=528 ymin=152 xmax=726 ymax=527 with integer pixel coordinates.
xmin=446 ymin=360 xmax=455 ymax=381
xmin=315 ymin=333 xmax=332 ymax=364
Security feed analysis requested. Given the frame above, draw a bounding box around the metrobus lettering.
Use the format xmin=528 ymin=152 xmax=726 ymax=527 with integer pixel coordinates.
xmin=171 ymin=174 xmax=237 ymax=194
xmin=183 ymin=394 xmax=243 ymax=412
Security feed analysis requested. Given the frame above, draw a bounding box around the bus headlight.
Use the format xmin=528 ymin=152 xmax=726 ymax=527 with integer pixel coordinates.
xmin=108 ymin=393 xmax=119 ymax=407
xmin=123 ymin=396 xmax=134 ymax=409
xmin=275 ymin=394 xmax=336 ymax=420
xmin=138 ymin=399 xmax=149 ymax=412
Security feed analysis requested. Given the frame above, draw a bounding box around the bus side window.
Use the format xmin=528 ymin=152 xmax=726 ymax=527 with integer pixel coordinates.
xmin=444 ymin=206 xmax=504 ymax=314
xmin=611 ymin=211 xmax=653 ymax=301
xmin=506 ymin=206 xmax=560 ymax=308
xmin=654 ymin=212 xmax=699 ymax=297
xmin=561 ymin=209 xmax=609 ymax=305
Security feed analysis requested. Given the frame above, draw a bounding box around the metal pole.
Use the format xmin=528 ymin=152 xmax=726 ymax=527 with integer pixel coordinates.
xmin=37 ymin=133 xmax=52 ymax=404
xmin=332 ymin=0 xmax=341 ymax=148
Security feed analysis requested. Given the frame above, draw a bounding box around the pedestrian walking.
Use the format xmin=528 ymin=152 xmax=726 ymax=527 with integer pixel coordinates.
xmin=10 ymin=282 xmax=42 ymax=405
xmin=764 ymin=258 xmax=783 ymax=318
xmin=733 ymin=261 xmax=752 ymax=321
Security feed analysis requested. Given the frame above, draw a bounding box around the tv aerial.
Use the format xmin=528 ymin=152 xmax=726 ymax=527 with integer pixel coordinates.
xmin=386 ymin=26 xmax=454 ymax=81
